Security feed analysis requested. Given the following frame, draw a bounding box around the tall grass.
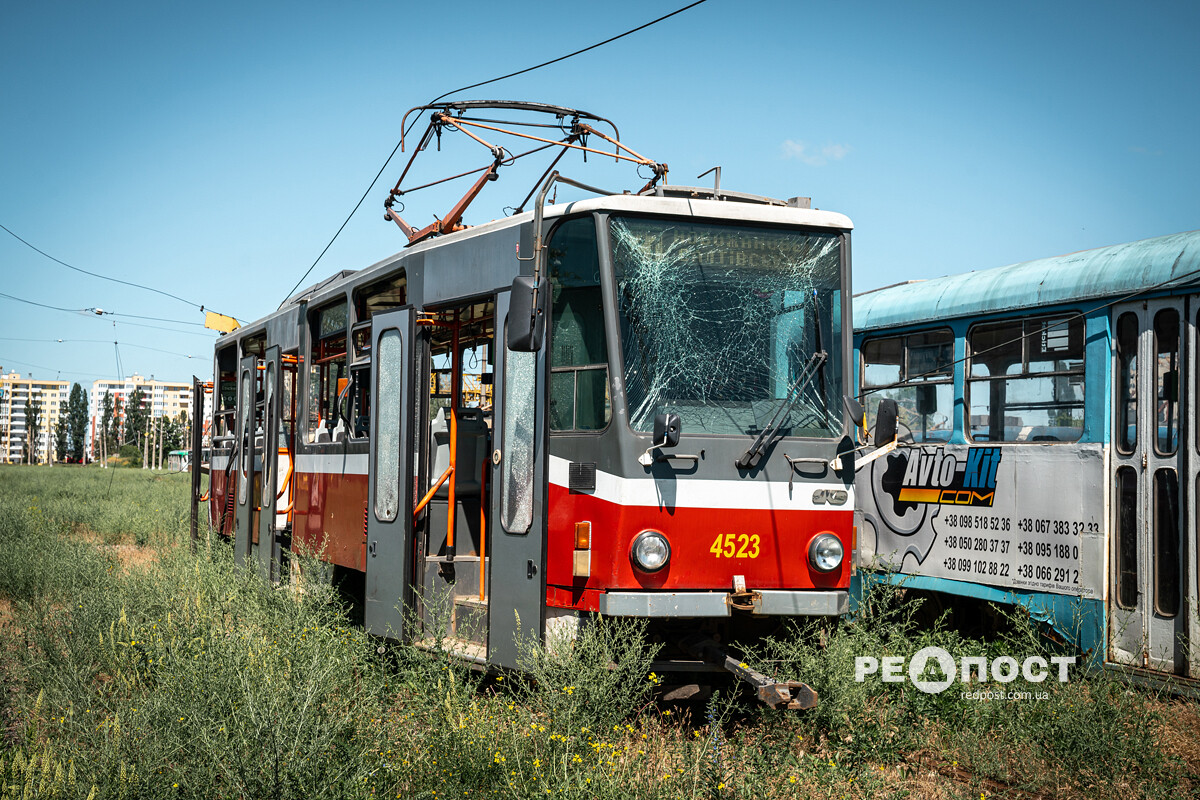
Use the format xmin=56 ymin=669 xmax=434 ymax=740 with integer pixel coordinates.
xmin=0 ymin=464 xmax=1196 ymax=798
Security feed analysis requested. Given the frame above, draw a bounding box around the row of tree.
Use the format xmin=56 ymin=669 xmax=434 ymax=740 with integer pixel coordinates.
xmin=19 ymin=383 xmax=190 ymax=467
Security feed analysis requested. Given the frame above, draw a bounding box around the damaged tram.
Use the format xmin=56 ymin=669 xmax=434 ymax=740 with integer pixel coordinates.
xmin=193 ymin=103 xmax=860 ymax=707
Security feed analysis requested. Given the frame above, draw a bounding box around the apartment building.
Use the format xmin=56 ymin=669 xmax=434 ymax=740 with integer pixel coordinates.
xmin=87 ymin=373 xmax=195 ymax=456
xmin=0 ymin=371 xmax=70 ymax=464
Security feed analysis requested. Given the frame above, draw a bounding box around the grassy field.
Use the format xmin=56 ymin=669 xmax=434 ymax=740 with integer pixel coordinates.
xmin=0 ymin=464 xmax=1197 ymax=799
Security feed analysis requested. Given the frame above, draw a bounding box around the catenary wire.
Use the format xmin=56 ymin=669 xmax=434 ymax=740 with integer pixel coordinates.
xmin=279 ymin=0 xmax=710 ymax=306
xmin=0 ymin=291 xmax=214 ymax=336
xmin=0 ymin=222 xmax=238 ymax=322
xmin=0 ymin=337 xmax=199 ymax=359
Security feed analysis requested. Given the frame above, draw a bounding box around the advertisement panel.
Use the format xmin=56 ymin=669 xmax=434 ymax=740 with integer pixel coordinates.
xmin=857 ymin=443 xmax=1106 ymax=598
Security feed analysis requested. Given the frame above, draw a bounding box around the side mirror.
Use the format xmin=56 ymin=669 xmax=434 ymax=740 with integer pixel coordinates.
xmin=916 ymin=384 xmax=937 ymax=415
xmin=875 ymin=398 xmax=899 ymax=446
xmin=843 ymin=396 xmax=864 ymax=428
xmin=653 ymin=413 xmax=681 ymax=448
xmin=507 ymin=275 xmax=547 ymax=352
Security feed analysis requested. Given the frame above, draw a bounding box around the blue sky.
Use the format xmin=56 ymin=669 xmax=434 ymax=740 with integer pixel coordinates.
xmin=2 ymin=0 xmax=1197 ymax=387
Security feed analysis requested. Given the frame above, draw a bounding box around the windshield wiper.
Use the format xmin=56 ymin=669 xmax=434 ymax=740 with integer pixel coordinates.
xmin=736 ymin=350 xmax=826 ymax=469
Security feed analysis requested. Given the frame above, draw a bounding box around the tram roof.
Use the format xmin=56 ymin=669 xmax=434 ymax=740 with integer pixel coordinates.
xmin=854 ymin=229 xmax=1200 ymax=332
xmin=268 ymin=191 xmax=853 ymax=312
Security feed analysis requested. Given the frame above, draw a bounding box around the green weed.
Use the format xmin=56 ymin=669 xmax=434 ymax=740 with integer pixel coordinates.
xmin=0 ymin=466 xmax=1195 ymax=799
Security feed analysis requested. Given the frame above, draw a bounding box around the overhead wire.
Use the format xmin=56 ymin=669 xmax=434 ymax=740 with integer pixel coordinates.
xmin=279 ymin=0 xmax=710 ymax=306
xmin=0 ymin=221 xmax=239 ymax=320
xmin=0 ymin=290 xmax=216 ymax=337
xmin=0 ymin=337 xmax=200 ymax=359
xmin=0 ymin=356 xmax=96 ymax=379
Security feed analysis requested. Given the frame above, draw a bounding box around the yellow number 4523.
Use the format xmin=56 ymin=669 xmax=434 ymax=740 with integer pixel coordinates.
xmin=710 ymin=533 xmax=760 ymax=559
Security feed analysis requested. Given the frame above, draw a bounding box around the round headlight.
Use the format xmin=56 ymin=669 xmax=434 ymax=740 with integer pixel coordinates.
xmin=808 ymin=534 xmax=844 ymax=573
xmin=631 ymin=530 xmax=671 ymax=573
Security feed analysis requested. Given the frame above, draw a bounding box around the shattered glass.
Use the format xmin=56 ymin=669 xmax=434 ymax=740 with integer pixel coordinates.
xmin=501 ymin=344 xmax=536 ymax=533
xmin=611 ymin=217 xmax=843 ymax=437
xmin=373 ymin=329 xmax=403 ymax=523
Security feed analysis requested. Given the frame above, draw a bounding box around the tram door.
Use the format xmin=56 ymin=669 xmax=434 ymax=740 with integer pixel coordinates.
xmin=1109 ymin=297 xmax=1197 ymax=675
xmin=489 ymin=291 xmax=549 ymax=670
xmin=365 ymin=309 xmax=416 ymax=639
xmin=256 ymin=346 xmax=283 ymax=582
xmin=233 ymin=354 xmax=259 ymax=567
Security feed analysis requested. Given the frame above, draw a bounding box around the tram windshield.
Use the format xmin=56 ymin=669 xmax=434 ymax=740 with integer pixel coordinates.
xmin=611 ymin=217 xmax=844 ymax=437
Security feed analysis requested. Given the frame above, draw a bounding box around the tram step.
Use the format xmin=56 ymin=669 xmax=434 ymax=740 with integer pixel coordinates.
xmin=415 ymin=637 xmax=487 ymax=665
xmin=452 ymin=595 xmax=489 ymax=646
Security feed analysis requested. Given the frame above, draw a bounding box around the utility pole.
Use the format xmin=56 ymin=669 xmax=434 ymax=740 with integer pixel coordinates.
xmin=143 ymin=412 xmax=150 ymax=469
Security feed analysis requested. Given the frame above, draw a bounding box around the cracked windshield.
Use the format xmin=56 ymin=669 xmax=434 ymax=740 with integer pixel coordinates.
xmin=611 ymin=217 xmax=844 ymax=437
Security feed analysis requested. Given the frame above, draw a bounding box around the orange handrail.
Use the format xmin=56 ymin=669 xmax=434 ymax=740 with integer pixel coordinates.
xmin=275 ymin=447 xmax=293 ymax=501
xmin=414 ymin=466 xmax=454 ymax=518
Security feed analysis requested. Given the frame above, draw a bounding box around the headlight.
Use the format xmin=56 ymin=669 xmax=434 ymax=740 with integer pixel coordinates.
xmin=630 ymin=530 xmax=671 ymax=573
xmin=808 ymin=534 xmax=844 ymax=573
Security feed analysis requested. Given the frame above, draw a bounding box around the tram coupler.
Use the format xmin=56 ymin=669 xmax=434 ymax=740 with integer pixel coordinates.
xmin=681 ymin=634 xmax=818 ymax=710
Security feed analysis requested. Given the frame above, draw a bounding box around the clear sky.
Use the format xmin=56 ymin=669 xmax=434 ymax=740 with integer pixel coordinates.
xmin=2 ymin=0 xmax=1197 ymax=389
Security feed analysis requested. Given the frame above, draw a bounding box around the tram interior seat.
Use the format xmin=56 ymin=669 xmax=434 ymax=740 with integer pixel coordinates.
xmin=332 ymin=418 xmax=348 ymax=443
xmin=430 ymin=406 xmax=488 ymax=497
xmin=314 ymin=421 xmax=332 ymax=444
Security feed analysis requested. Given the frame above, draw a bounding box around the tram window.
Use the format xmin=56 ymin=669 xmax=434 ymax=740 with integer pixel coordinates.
xmin=967 ymin=315 xmax=1084 ymax=443
xmin=348 ymin=365 xmax=371 ymax=438
xmin=307 ymin=300 xmax=348 ymax=443
xmin=1115 ymin=313 xmax=1138 ymax=454
xmin=281 ymin=357 xmax=296 ymax=445
xmin=549 ymin=217 xmax=610 ymax=432
xmin=501 ymin=320 xmax=535 ymax=534
xmin=1115 ymin=466 xmax=1138 ymax=609
xmin=215 ymin=346 xmax=237 ymax=437
xmin=242 ymin=334 xmax=266 ymax=358
xmin=354 ymin=271 xmax=407 ymax=321
xmin=1153 ymin=468 xmax=1180 ymax=617
xmin=1153 ymin=309 xmax=1178 ymax=455
xmin=612 ymin=217 xmax=843 ymax=437
xmin=861 ymin=329 xmax=953 ymax=442
xmin=373 ymin=329 xmax=403 ymax=522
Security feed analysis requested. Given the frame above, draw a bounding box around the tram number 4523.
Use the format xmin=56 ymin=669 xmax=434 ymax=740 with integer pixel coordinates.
xmin=710 ymin=533 xmax=761 ymax=559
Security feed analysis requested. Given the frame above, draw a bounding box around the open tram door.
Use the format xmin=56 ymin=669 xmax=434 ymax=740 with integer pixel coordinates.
xmin=487 ymin=288 xmax=549 ymax=669
xmin=1109 ymin=297 xmax=1198 ymax=676
xmin=233 ymin=353 xmax=260 ymax=567
xmin=256 ymin=345 xmax=284 ymax=582
xmin=365 ymin=308 xmax=417 ymax=638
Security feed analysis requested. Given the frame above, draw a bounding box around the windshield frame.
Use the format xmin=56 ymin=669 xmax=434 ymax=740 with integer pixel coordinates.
xmin=599 ymin=211 xmax=852 ymax=441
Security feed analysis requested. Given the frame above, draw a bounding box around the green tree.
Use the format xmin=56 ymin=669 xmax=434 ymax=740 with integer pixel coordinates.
xmin=23 ymin=395 xmax=43 ymax=464
xmin=159 ymin=411 xmax=190 ymax=465
xmin=100 ymin=390 xmax=115 ymax=457
xmin=67 ymin=383 xmax=88 ymax=462
xmin=124 ymin=386 xmax=148 ymax=447
xmin=54 ymin=415 xmax=68 ymax=462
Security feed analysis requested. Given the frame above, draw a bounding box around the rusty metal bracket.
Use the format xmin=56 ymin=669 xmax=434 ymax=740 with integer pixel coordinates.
xmin=681 ymin=634 xmax=818 ymax=710
xmin=727 ymin=589 xmax=760 ymax=612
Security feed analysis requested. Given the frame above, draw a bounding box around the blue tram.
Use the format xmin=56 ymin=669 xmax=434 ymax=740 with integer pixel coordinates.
xmin=852 ymin=230 xmax=1200 ymax=680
